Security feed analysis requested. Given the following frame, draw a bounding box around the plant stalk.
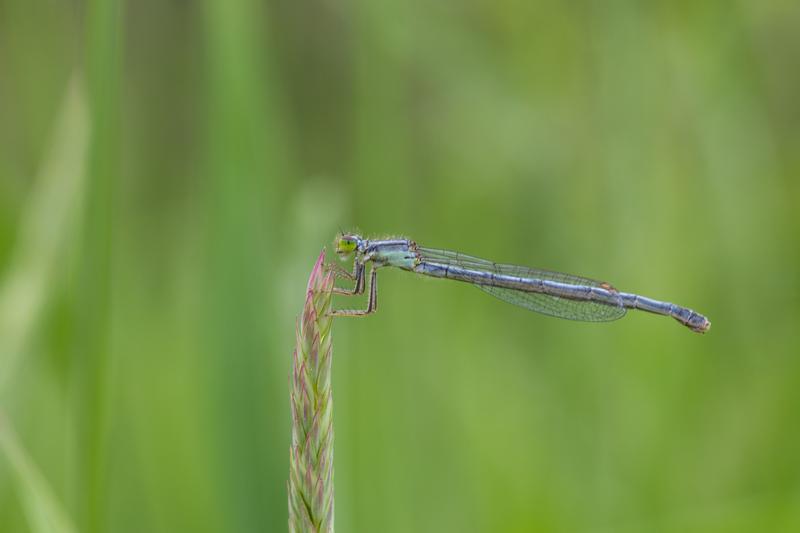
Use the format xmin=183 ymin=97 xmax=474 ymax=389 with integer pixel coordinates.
xmin=289 ymin=251 xmax=335 ymax=532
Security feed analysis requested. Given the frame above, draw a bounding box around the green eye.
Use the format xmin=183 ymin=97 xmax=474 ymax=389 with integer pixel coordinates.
xmin=337 ymin=239 xmax=356 ymax=253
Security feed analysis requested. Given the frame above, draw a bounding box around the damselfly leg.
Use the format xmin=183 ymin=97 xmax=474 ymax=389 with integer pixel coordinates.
xmin=328 ymin=260 xmax=366 ymax=296
xmin=329 ymin=266 xmax=378 ymax=317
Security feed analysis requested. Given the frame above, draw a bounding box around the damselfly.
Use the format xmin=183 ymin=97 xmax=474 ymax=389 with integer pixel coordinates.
xmin=329 ymin=233 xmax=710 ymax=333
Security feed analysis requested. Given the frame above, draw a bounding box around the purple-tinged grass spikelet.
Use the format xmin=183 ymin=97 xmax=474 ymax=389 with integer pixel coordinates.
xmin=289 ymin=250 xmax=335 ymax=532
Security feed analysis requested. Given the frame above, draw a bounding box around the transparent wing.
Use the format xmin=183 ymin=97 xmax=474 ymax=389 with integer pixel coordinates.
xmin=418 ymin=247 xmax=626 ymax=322
xmin=476 ymin=285 xmax=626 ymax=322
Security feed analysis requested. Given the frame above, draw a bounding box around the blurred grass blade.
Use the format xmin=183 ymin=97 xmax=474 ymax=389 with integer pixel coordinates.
xmin=74 ymin=1 xmax=122 ymax=530
xmin=289 ymin=251 xmax=335 ymax=533
xmin=200 ymin=1 xmax=290 ymax=529
xmin=0 ymin=412 xmax=77 ymax=533
xmin=0 ymin=75 xmax=89 ymax=393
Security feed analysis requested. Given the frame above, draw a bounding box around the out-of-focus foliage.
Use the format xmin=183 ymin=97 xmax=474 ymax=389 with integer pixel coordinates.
xmin=1 ymin=1 xmax=799 ymax=532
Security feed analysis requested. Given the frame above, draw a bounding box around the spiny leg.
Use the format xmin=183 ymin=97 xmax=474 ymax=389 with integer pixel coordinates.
xmin=329 ymin=267 xmax=378 ymax=317
xmin=326 ymin=260 xmax=356 ymax=280
xmin=329 ymin=260 xmax=365 ymax=296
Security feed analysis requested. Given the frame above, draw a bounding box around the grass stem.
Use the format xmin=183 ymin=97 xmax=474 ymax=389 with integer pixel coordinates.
xmin=289 ymin=250 xmax=335 ymax=532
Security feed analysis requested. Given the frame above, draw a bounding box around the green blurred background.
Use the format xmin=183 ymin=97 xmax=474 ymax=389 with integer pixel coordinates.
xmin=1 ymin=1 xmax=799 ymax=532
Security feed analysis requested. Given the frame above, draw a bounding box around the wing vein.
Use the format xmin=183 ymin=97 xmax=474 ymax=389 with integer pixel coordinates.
xmin=418 ymin=246 xmax=626 ymax=322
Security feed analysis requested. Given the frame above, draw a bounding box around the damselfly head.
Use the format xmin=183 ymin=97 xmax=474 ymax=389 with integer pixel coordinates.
xmin=335 ymin=233 xmax=362 ymax=259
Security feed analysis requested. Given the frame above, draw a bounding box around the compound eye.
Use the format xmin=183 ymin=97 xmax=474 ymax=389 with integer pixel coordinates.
xmin=337 ymin=238 xmax=357 ymax=254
